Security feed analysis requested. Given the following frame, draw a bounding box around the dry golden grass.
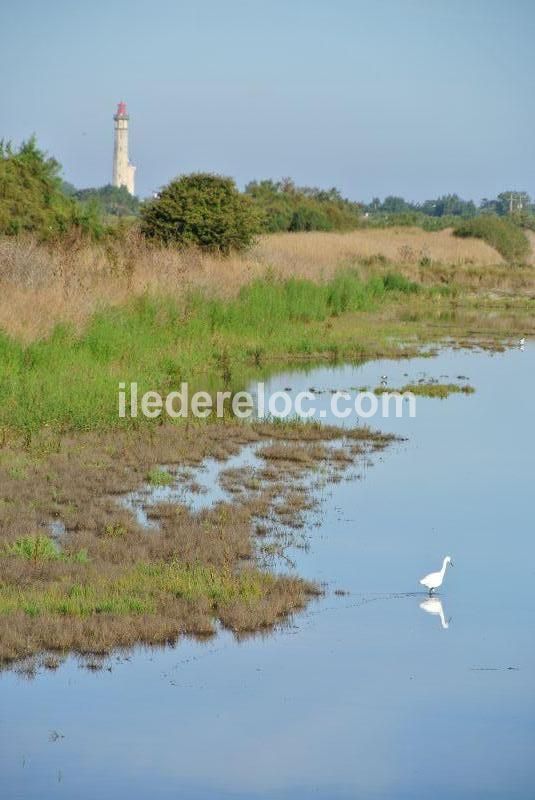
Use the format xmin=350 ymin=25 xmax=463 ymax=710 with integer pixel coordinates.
xmin=525 ymin=230 xmax=535 ymax=265
xmin=0 ymin=233 xmax=257 ymax=340
xmin=254 ymin=227 xmax=503 ymax=277
xmin=0 ymin=227 xmax=513 ymax=341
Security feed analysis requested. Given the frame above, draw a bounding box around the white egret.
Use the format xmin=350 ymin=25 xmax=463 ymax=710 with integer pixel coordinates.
xmin=419 ymin=556 xmax=453 ymax=595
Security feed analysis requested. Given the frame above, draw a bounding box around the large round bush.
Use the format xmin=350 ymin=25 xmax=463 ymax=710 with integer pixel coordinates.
xmin=140 ymin=173 xmax=261 ymax=253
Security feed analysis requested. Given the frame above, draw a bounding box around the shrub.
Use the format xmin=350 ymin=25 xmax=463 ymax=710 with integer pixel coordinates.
xmin=382 ymin=272 xmax=420 ymax=294
xmin=140 ymin=173 xmax=261 ymax=253
xmin=454 ymin=216 xmax=529 ymax=263
xmin=289 ymin=204 xmax=333 ymax=232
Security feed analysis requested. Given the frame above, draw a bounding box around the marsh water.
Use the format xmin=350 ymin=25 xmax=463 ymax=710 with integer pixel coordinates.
xmin=1 ymin=345 xmax=534 ymax=799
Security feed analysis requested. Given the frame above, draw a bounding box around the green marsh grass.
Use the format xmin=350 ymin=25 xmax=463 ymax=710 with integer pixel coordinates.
xmin=0 ymin=271 xmax=430 ymax=436
xmin=0 ymin=562 xmax=267 ymax=618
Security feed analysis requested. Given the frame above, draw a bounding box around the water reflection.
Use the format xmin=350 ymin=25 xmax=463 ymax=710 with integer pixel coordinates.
xmin=420 ymin=597 xmax=450 ymax=629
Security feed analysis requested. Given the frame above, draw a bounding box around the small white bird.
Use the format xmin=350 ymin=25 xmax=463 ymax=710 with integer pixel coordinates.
xmin=519 ymin=337 xmax=525 ymax=347
xmin=420 ymin=556 xmax=453 ymax=595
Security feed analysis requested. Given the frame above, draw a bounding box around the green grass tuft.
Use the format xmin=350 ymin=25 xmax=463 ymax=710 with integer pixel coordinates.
xmin=3 ymin=534 xmax=88 ymax=564
xmin=147 ymin=468 xmax=174 ymax=487
xmin=6 ymin=535 xmax=60 ymax=561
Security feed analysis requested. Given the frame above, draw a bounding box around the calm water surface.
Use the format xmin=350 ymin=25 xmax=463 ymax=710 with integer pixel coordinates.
xmin=1 ymin=345 xmax=533 ymax=799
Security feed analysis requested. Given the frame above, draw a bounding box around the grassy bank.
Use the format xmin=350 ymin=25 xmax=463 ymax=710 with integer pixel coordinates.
xmin=1 ymin=261 xmax=533 ymax=438
xmin=0 ymin=270 xmax=423 ymax=436
xmin=0 ymin=227 xmax=511 ymax=340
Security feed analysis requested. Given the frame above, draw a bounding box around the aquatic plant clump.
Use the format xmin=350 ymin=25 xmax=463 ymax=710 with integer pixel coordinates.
xmin=374 ymin=382 xmax=475 ymax=399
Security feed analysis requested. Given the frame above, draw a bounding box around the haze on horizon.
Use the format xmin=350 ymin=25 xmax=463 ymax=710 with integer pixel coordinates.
xmin=1 ymin=0 xmax=533 ymax=202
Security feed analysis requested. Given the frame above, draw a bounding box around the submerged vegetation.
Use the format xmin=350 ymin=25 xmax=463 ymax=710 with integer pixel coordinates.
xmin=0 ymin=420 xmax=391 ymax=663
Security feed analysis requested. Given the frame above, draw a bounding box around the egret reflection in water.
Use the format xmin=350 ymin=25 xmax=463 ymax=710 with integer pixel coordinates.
xmin=420 ymin=597 xmax=450 ymax=629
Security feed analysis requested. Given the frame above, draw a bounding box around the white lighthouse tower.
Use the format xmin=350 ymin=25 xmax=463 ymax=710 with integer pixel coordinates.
xmin=112 ymin=101 xmax=136 ymax=195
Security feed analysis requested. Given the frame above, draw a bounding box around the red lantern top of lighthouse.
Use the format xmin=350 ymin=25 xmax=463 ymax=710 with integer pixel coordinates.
xmin=114 ymin=101 xmax=129 ymax=119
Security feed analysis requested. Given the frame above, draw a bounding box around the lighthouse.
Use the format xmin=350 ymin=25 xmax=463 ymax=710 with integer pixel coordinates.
xmin=112 ymin=101 xmax=136 ymax=195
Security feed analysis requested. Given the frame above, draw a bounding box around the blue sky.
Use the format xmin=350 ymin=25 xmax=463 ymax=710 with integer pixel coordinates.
xmin=1 ymin=0 xmax=533 ymax=201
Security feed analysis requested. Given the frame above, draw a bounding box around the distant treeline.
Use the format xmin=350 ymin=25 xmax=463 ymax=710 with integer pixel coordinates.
xmin=362 ymin=191 xmax=534 ymax=226
xmin=0 ymin=138 xmax=532 ymax=262
xmin=365 ymin=194 xmax=477 ymax=218
xmin=69 ymin=178 xmax=535 ymax=235
xmin=244 ymin=179 xmax=361 ymax=232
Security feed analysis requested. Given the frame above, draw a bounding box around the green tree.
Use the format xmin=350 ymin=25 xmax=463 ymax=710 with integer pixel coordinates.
xmin=420 ymin=194 xmax=476 ymax=217
xmin=74 ymin=184 xmax=140 ymax=217
xmin=245 ymin=179 xmax=360 ymax=232
xmin=0 ymin=137 xmax=102 ymax=239
xmin=381 ymin=196 xmax=411 ymax=214
xmin=140 ymin=173 xmax=261 ymax=252
xmin=495 ymin=191 xmax=531 ymax=216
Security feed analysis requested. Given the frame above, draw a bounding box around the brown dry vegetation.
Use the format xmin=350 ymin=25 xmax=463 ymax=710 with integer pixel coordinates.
xmin=2 ymin=227 xmax=532 ymax=341
xmin=524 ymin=230 xmax=535 ymax=265
xmin=0 ymin=419 xmax=392 ymax=663
xmin=255 ymin=228 xmax=503 ymax=274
